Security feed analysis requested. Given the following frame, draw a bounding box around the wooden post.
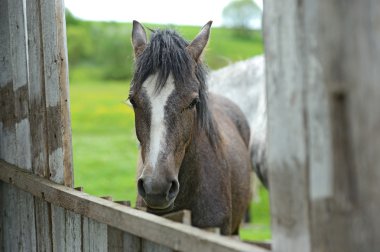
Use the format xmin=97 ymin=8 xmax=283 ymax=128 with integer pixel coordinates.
xmin=1 ymin=0 xmax=75 ymax=250
xmin=0 ymin=0 xmax=37 ymax=250
xmin=265 ymin=0 xmax=380 ymax=251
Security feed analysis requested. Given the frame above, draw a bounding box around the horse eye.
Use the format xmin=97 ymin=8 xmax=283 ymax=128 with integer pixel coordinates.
xmin=130 ymin=98 xmax=137 ymax=108
xmin=187 ymin=98 xmax=199 ymax=110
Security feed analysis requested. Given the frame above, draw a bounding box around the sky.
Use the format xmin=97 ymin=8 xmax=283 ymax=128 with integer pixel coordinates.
xmin=64 ymin=0 xmax=263 ymax=27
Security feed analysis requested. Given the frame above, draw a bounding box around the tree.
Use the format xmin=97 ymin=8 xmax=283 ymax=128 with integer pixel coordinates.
xmin=222 ymin=0 xmax=261 ymax=37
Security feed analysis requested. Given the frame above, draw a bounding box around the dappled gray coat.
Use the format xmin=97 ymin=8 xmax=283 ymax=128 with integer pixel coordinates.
xmin=208 ymin=55 xmax=268 ymax=187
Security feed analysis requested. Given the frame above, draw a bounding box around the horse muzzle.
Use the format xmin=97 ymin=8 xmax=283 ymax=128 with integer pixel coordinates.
xmin=137 ymin=175 xmax=179 ymax=210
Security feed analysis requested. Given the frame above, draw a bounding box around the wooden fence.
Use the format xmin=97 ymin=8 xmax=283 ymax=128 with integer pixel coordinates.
xmin=2 ymin=0 xmax=380 ymax=251
xmin=0 ymin=160 xmax=265 ymax=252
xmin=0 ymin=0 xmax=265 ymax=251
xmin=265 ymin=0 xmax=380 ymax=251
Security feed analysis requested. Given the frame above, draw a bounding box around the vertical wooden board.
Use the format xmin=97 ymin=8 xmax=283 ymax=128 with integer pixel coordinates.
xmin=8 ymin=0 xmax=32 ymax=172
xmin=0 ymin=0 xmax=11 ymax=87
xmin=66 ymin=210 xmax=82 ymax=251
xmin=2 ymin=0 xmax=37 ymax=251
xmin=142 ymin=239 xmax=174 ymax=252
xmin=51 ymin=204 xmax=66 ymax=252
xmin=18 ymin=189 xmax=37 ymax=252
xmin=55 ymin=0 xmax=73 ymax=187
xmin=0 ymin=1 xmax=15 ymax=250
xmin=40 ymin=0 xmax=64 ymax=184
xmin=82 ymin=217 xmax=90 ymax=251
xmin=108 ymin=227 xmax=142 ymax=252
xmin=0 ymin=0 xmax=16 ymax=165
xmin=2 ymin=183 xmax=21 ymax=251
xmin=26 ymin=0 xmax=49 ymax=178
xmin=346 ymin=1 xmax=380 ymax=250
xmin=264 ymin=0 xmax=311 ymax=252
xmin=301 ymin=1 xmax=353 ymax=251
xmin=303 ymin=1 xmax=380 ymax=251
xmin=34 ymin=197 xmax=53 ymax=252
xmin=40 ymin=0 xmax=73 ymax=186
xmin=83 ymin=217 xmax=108 ymax=252
xmin=123 ymin=231 xmax=142 ymax=252
xmin=266 ymin=0 xmax=380 ymax=251
xmin=2 ymin=185 xmax=38 ymax=252
xmin=0 ymin=182 xmax=3 ymax=251
xmin=108 ymin=226 xmax=124 ymax=251
xmin=7 ymin=0 xmax=28 ymax=90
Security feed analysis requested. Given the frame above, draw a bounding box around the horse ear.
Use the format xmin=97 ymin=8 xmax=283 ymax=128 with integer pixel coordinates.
xmin=187 ymin=21 xmax=212 ymax=61
xmin=132 ymin=20 xmax=147 ymax=58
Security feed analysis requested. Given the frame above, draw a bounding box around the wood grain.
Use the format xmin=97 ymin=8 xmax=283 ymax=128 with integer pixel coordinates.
xmin=265 ymin=0 xmax=380 ymax=251
xmin=0 ymin=160 xmax=268 ymax=252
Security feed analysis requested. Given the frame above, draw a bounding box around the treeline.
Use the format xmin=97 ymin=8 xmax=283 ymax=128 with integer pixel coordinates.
xmin=65 ymin=10 xmax=263 ymax=83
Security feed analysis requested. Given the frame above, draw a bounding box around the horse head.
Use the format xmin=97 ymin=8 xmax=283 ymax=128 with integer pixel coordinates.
xmin=129 ymin=20 xmax=214 ymax=211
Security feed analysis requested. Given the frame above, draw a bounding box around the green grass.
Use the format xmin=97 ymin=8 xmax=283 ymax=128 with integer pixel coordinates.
xmin=70 ymin=81 xmax=271 ymax=241
xmin=240 ymin=185 xmax=271 ymax=241
xmin=71 ymin=81 xmax=138 ymax=201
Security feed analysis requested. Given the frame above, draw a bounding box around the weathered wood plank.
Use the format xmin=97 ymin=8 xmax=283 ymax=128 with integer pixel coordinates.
xmin=17 ymin=188 xmax=37 ymax=252
xmin=66 ymin=210 xmax=82 ymax=251
xmin=0 ymin=161 xmax=268 ymax=252
xmin=51 ymin=204 xmax=66 ymax=251
xmin=8 ymin=0 xmax=32 ymax=171
xmin=265 ymin=0 xmax=380 ymax=251
xmin=108 ymin=226 xmax=124 ymax=251
xmin=0 ymin=181 xmax=2 ymax=251
xmin=55 ymin=0 xmax=73 ymax=187
xmin=1 ymin=184 xmax=36 ymax=251
xmin=123 ymin=231 xmax=142 ymax=252
xmin=0 ymin=182 xmax=3 ymax=250
xmin=26 ymin=0 xmax=49 ymax=178
xmin=142 ymin=239 xmax=173 ymax=252
xmin=40 ymin=0 xmax=73 ymax=187
xmin=108 ymin=226 xmax=142 ymax=252
xmin=264 ymin=1 xmax=312 ymax=251
xmin=25 ymin=1 xmax=56 ymax=250
xmin=34 ymin=197 xmax=52 ymax=252
xmin=7 ymin=0 xmax=28 ymax=91
xmin=3 ymin=1 xmax=38 ymax=251
xmin=0 ymin=0 xmax=12 ymax=89
xmin=83 ymin=217 xmax=108 ymax=252
xmin=0 ymin=0 xmax=17 ymax=166
xmin=1 ymin=183 xmax=19 ymax=251
xmin=0 ymin=1 xmax=16 ymax=251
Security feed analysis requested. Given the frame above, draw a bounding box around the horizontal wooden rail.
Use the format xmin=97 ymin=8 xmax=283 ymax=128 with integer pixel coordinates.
xmin=0 ymin=160 xmax=268 ymax=252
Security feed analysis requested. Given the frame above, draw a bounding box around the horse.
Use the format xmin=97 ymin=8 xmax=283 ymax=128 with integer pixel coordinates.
xmin=129 ymin=20 xmax=252 ymax=235
xmin=208 ymin=56 xmax=268 ymax=188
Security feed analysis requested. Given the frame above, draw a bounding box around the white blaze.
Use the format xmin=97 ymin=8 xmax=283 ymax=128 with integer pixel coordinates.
xmin=142 ymin=74 xmax=175 ymax=169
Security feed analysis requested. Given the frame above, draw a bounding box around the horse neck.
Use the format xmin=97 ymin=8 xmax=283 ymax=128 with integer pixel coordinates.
xmin=176 ymin=127 xmax=218 ymax=203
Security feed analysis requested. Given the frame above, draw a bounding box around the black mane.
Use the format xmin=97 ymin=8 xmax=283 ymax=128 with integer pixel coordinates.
xmin=131 ymin=28 xmax=220 ymax=149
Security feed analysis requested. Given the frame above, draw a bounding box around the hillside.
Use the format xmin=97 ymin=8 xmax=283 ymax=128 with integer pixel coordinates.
xmin=66 ymin=12 xmax=264 ymax=82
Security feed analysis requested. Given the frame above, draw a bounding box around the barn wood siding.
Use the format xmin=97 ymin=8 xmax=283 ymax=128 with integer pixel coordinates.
xmin=0 ymin=160 xmax=267 ymax=252
xmin=265 ymin=0 xmax=380 ymax=251
xmin=0 ymin=0 xmax=73 ymax=250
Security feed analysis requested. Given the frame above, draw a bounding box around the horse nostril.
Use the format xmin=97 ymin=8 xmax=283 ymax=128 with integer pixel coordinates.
xmin=137 ymin=178 xmax=146 ymax=198
xmin=168 ymin=180 xmax=179 ymax=200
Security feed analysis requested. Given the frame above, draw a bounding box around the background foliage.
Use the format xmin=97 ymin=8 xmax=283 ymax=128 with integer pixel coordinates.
xmin=66 ymin=10 xmax=263 ymax=82
xmin=222 ymin=0 xmax=262 ymax=37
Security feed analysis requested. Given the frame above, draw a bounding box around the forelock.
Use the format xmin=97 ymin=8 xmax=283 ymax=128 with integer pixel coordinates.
xmin=132 ymin=29 xmax=193 ymax=93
